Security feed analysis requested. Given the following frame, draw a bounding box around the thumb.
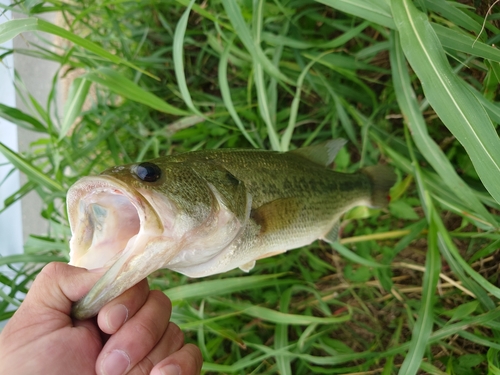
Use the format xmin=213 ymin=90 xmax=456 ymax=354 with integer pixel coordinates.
xmin=27 ymin=262 xmax=104 ymax=316
xmin=0 ymin=263 xmax=105 ymax=359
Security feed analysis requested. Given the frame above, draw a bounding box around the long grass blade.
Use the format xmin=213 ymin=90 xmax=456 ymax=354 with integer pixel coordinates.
xmin=391 ymin=0 xmax=500 ymax=205
xmin=0 ymin=143 xmax=64 ymax=192
xmin=0 ymin=18 xmax=157 ymax=79
xmin=215 ymin=300 xmax=351 ymax=325
xmin=165 ymin=273 xmax=290 ymax=302
xmin=433 ymin=210 xmax=500 ymax=300
xmin=275 ymin=288 xmax=292 ymax=375
xmin=254 ymin=61 xmax=281 ymax=150
xmin=425 ymin=0 xmax=482 ymax=34
xmin=331 ymin=241 xmax=388 ymax=268
xmin=398 ymin=196 xmax=440 ymax=375
xmin=0 ymin=254 xmax=67 ymax=266
xmin=220 ymin=0 xmax=292 ymax=85
xmin=432 ymin=24 xmax=500 ymax=63
xmin=317 ymin=0 xmax=395 ymax=29
xmin=59 ymin=78 xmax=91 ymax=141
xmin=281 ymin=51 xmax=332 ymax=151
xmin=389 ymin=31 xmax=497 ymax=226
xmin=83 ymin=68 xmax=189 ymax=116
xmin=0 ymin=103 xmax=47 ymax=133
xmin=173 ymin=0 xmax=198 ymax=114
xmin=218 ymin=39 xmax=259 ymax=148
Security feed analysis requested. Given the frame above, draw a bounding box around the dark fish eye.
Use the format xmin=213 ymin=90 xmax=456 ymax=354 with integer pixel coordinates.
xmin=135 ymin=162 xmax=162 ymax=182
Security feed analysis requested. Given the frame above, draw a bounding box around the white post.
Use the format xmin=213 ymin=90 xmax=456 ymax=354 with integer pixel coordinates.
xmin=0 ymin=2 xmax=24 ymax=257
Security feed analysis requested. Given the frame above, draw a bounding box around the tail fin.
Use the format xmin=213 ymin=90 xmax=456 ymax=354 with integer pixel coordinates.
xmin=360 ymin=165 xmax=397 ymax=208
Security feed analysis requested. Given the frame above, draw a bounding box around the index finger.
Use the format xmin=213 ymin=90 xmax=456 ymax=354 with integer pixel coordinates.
xmin=97 ymin=279 xmax=150 ymax=334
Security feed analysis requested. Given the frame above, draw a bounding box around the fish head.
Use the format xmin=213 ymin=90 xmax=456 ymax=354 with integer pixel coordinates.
xmin=67 ymin=159 xmax=250 ymax=319
xmin=68 ymin=163 xmax=172 ymax=269
xmin=67 ymin=161 xmax=188 ymax=319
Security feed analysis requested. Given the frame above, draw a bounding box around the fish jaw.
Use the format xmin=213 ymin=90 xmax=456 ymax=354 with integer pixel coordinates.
xmin=71 ymin=235 xmax=178 ymax=319
xmin=67 ymin=175 xmax=171 ymax=319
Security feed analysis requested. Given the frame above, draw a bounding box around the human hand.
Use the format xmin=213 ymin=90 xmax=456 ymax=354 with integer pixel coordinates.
xmin=0 ymin=262 xmax=202 ymax=375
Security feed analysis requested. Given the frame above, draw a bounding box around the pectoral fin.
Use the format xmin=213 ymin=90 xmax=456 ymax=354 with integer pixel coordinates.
xmin=250 ymin=197 xmax=303 ymax=235
xmin=239 ymin=260 xmax=256 ymax=272
xmin=322 ymin=221 xmax=341 ymax=243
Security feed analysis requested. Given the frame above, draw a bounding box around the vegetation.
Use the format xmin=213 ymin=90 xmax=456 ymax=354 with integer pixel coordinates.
xmin=1 ymin=0 xmax=500 ymax=373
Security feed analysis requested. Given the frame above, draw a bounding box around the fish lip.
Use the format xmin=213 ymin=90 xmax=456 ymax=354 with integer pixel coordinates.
xmin=67 ymin=174 xmax=164 ymax=269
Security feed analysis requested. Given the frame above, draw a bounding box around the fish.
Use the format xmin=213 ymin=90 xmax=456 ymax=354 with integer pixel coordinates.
xmin=68 ymin=139 xmax=396 ymax=319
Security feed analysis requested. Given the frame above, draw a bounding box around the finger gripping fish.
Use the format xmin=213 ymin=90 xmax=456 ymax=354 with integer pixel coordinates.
xmin=68 ymin=139 xmax=396 ymax=319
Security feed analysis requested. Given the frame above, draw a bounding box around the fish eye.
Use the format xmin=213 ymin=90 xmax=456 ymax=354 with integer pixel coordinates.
xmin=135 ymin=162 xmax=162 ymax=182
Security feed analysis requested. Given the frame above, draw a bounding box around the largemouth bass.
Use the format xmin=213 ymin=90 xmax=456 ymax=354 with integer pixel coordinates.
xmin=68 ymin=139 xmax=395 ymax=319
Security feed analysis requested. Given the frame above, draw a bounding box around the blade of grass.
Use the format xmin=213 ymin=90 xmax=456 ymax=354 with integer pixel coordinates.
xmin=262 ymin=21 xmax=370 ymax=50
xmin=432 ymin=24 xmax=500 ymax=63
xmin=251 ymin=0 xmax=281 ymax=150
xmin=275 ymin=288 xmax=292 ymax=375
xmin=82 ymin=68 xmax=189 ymax=116
xmin=317 ymin=0 xmax=395 ymax=29
xmin=331 ymin=241 xmax=388 ymax=269
xmin=0 ymin=103 xmax=47 ymax=132
xmin=220 ymin=0 xmax=293 ymax=85
xmin=380 ymin=307 xmax=500 ymax=359
xmin=59 ymin=77 xmax=91 ymax=140
xmin=487 ymin=348 xmax=500 ymax=374
xmin=404 ymin=123 xmax=498 ymax=316
xmin=458 ymin=330 xmax=500 ymax=350
xmin=174 ymin=0 xmax=234 ymax=31
xmin=0 ymin=181 xmax=35 ymax=214
xmin=0 ymin=143 xmax=64 ymax=192
xmin=0 ymin=254 xmax=67 ymax=266
xmin=433 ymin=209 xmax=500 ymax=300
xmin=172 ymin=0 xmax=199 ymax=115
xmin=425 ymin=0 xmax=482 ymax=34
xmin=398 ymin=194 xmax=440 ymax=375
xmin=390 ymin=30 xmax=497 ymax=226
xmin=254 ymin=59 xmax=281 ymax=150
xmin=391 ymin=0 xmax=500 ymax=205
xmin=0 ymin=18 xmax=157 ymax=79
xmin=165 ymin=273 xmax=290 ymax=302
xmin=214 ymin=299 xmax=351 ymax=325
xmin=281 ymin=50 xmax=333 ymax=151
xmin=218 ymin=38 xmax=259 ymax=148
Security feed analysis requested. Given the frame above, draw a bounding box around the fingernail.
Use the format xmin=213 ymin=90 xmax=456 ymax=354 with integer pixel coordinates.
xmin=106 ymin=304 xmax=128 ymax=331
xmin=101 ymin=350 xmax=130 ymax=375
xmin=160 ymin=364 xmax=181 ymax=375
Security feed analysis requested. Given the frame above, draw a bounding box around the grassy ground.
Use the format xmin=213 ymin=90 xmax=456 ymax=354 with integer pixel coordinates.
xmin=1 ymin=0 xmax=500 ymax=373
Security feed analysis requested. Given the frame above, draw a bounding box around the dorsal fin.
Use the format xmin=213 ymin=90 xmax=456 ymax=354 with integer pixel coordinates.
xmin=289 ymin=139 xmax=347 ymax=166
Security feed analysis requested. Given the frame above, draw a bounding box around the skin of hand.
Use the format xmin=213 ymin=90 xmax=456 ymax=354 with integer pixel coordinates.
xmin=0 ymin=262 xmax=203 ymax=375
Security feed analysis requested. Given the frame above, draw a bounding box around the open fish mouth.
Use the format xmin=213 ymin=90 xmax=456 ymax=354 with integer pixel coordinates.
xmin=67 ymin=175 xmax=166 ymax=318
xmin=67 ymin=175 xmax=164 ymax=270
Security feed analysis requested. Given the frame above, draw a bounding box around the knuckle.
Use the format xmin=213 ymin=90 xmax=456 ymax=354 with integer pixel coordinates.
xmin=133 ymin=318 xmax=160 ymax=347
xmin=150 ymin=290 xmax=172 ymax=311
xmin=186 ymin=344 xmax=203 ymax=369
xmin=35 ymin=262 xmax=66 ymax=287
xmin=168 ymin=322 xmax=184 ymax=344
xmin=39 ymin=262 xmax=62 ymax=278
xmin=129 ymin=357 xmax=155 ymax=375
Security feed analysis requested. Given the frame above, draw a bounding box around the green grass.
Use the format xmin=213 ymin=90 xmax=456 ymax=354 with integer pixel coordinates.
xmin=1 ymin=0 xmax=500 ymax=373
